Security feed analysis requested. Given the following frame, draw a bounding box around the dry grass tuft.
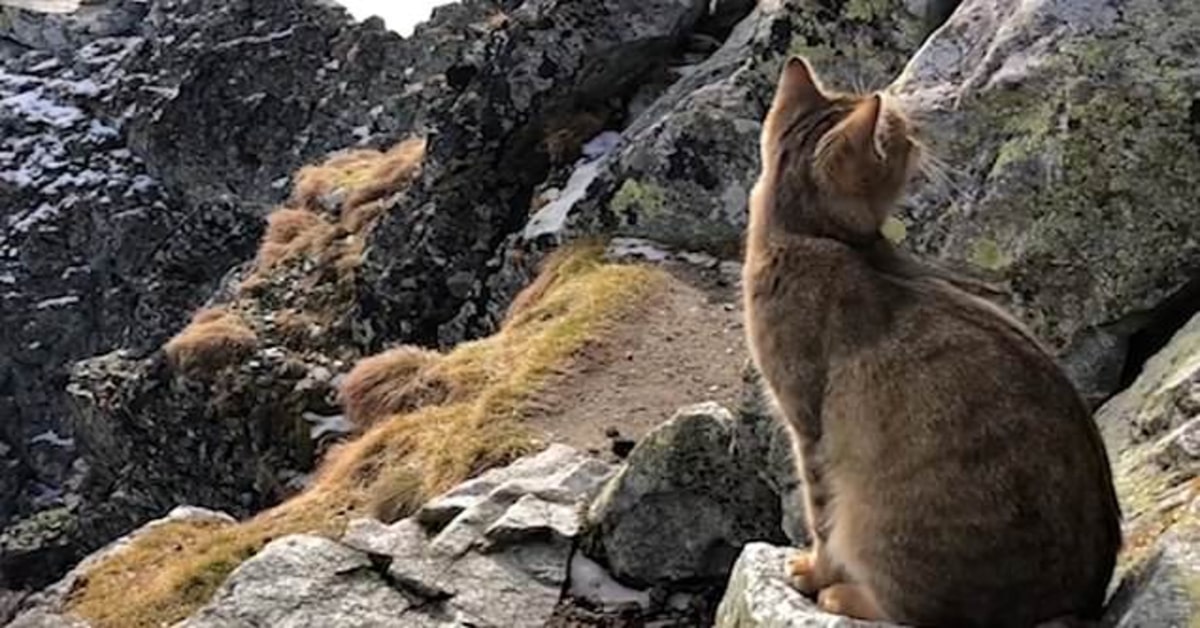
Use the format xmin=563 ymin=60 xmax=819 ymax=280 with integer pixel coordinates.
xmin=164 ymin=308 xmax=258 ymax=375
xmin=339 ymin=345 xmax=449 ymax=428
xmin=367 ymin=463 xmax=427 ymax=524
xmin=256 ymin=208 xmax=338 ymax=272
xmin=291 ymin=138 xmax=426 ymax=230
xmin=241 ymin=137 xmax=426 ymax=294
xmin=68 ymin=244 xmax=665 ymax=628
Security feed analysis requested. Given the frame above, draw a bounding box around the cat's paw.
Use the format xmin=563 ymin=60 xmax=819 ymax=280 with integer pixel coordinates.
xmin=816 ymin=586 xmax=847 ymax=614
xmin=817 ymin=584 xmax=886 ymax=621
xmin=786 ymin=550 xmax=822 ymax=594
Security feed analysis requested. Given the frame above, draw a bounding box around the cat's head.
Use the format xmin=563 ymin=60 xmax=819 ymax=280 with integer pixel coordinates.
xmin=756 ymin=57 xmax=920 ymax=244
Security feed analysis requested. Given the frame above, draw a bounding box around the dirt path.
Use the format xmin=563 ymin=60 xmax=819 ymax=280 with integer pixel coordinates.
xmin=524 ymin=259 xmax=748 ymax=461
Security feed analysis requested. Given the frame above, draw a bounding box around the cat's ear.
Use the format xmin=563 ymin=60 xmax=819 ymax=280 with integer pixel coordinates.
xmin=837 ymin=94 xmax=886 ymax=162
xmin=773 ymin=56 xmax=828 ymax=114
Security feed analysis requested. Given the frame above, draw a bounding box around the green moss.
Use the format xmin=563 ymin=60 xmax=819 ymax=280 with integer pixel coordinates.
xmin=610 ymin=179 xmax=667 ymax=218
xmin=845 ymin=0 xmax=894 ymax=23
xmin=968 ymin=238 xmax=1013 ymax=271
xmin=881 ymin=216 xmax=908 ymax=244
xmin=939 ymin=27 xmax=1200 ymax=349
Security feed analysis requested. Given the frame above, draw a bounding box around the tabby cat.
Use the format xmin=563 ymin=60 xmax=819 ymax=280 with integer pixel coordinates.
xmin=742 ymin=57 xmax=1121 ymax=627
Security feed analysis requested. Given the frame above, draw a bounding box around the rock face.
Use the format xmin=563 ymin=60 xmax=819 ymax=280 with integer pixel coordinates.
xmin=1096 ymin=309 xmax=1200 ymax=627
xmin=551 ymin=0 xmax=934 ymax=254
xmin=357 ymin=0 xmax=710 ymax=347
xmin=586 ymin=402 xmax=788 ymax=586
xmin=62 ymin=347 xmax=340 ymax=547
xmin=893 ymin=0 xmax=1200 ymax=401
xmin=0 ymin=1 xmax=146 ymax=51
xmin=178 ymin=445 xmax=615 ymax=628
xmin=1 ymin=0 xmax=498 ymax=587
xmin=0 ymin=29 xmax=260 ymax=590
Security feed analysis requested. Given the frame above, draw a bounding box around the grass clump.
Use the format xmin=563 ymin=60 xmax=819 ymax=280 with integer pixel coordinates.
xmin=242 ymin=137 xmax=426 ymax=296
xmin=339 ymin=345 xmax=448 ymax=428
xmin=163 ymin=308 xmax=258 ymax=376
xmin=68 ymin=244 xmax=665 ymax=628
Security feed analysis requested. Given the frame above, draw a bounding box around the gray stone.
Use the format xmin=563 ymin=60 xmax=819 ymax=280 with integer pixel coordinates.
xmin=359 ymin=0 xmax=709 ymax=347
xmin=1103 ymin=507 xmax=1200 ymax=628
xmin=1094 ymin=314 xmax=1200 ymax=625
xmin=338 ymin=445 xmax=617 ymax=628
xmin=0 ymin=1 xmax=145 ymax=52
xmin=174 ymin=535 xmax=417 ymax=628
xmin=7 ymin=610 xmax=90 ymax=628
xmin=586 ymin=402 xmax=787 ymax=586
xmin=714 ymin=543 xmax=887 ymax=628
xmin=556 ymin=0 xmax=933 ymax=254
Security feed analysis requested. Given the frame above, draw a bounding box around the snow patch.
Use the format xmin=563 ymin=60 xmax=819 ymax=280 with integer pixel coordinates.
xmin=29 ymin=430 xmax=75 ymax=448
xmin=568 ymin=554 xmax=651 ymax=609
xmin=35 ymin=295 xmax=81 ymax=310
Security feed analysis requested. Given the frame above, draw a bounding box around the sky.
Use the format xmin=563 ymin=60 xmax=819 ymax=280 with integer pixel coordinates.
xmin=337 ymin=0 xmax=450 ymax=36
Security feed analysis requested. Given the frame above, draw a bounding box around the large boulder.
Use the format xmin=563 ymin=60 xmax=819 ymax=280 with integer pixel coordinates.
xmin=893 ymin=0 xmax=1200 ymax=401
xmin=62 ymin=346 xmax=340 ymax=547
xmin=585 ymin=403 xmax=787 ymax=586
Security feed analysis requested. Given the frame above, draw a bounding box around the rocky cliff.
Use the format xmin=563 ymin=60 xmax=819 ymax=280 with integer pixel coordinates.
xmin=3 ymin=0 xmax=1200 ymax=626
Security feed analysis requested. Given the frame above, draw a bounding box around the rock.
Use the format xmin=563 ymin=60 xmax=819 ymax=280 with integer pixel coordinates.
xmin=175 ymin=535 xmax=413 ymax=628
xmin=335 ymin=445 xmax=615 ymax=628
xmin=0 ymin=0 xmax=430 ymax=585
xmin=586 ymin=402 xmax=787 ymax=586
xmin=359 ymin=0 xmax=710 ymax=347
xmin=6 ymin=609 xmax=90 ymax=628
xmin=1093 ymin=307 xmax=1200 ymax=625
xmin=893 ymin=0 xmax=1200 ymax=400
xmin=735 ymin=365 xmax=807 ymax=546
xmin=62 ymin=345 xmax=340 ymax=548
xmin=0 ymin=1 xmax=145 ymax=51
xmin=0 ymin=507 xmax=77 ymax=591
xmin=714 ymin=543 xmax=884 ymax=628
xmin=555 ymin=0 xmax=934 ymax=254
xmin=1103 ymin=509 xmax=1200 ymax=628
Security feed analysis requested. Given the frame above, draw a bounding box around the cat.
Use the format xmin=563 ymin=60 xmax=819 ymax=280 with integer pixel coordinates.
xmin=742 ymin=56 xmax=1121 ymax=627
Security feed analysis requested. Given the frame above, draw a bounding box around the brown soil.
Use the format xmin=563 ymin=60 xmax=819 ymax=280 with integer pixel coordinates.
xmin=524 ymin=259 xmax=748 ymax=461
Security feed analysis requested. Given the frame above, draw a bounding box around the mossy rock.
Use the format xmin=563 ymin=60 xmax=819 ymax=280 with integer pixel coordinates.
xmin=894 ymin=0 xmax=1200 ymax=398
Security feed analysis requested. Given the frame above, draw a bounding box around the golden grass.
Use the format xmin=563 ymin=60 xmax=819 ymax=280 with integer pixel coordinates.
xmin=239 ymin=138 xmax=425 ymax=294
xmin=163 ymin=308 xmax=258 ymax=375
xmin=339 ymin=345 xmax=448 ymax=428
xmin=292 ymin=138 xmax=425 ymax=227
xmin=68 ymin=244 xmax=665 ymax=628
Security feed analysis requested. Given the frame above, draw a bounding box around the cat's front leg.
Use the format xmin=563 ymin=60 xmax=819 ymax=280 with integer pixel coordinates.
xmin=788 ymin=437 xmax=845 ymax=594
xmin=787 ymin=543 xmax=842 ymax=594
